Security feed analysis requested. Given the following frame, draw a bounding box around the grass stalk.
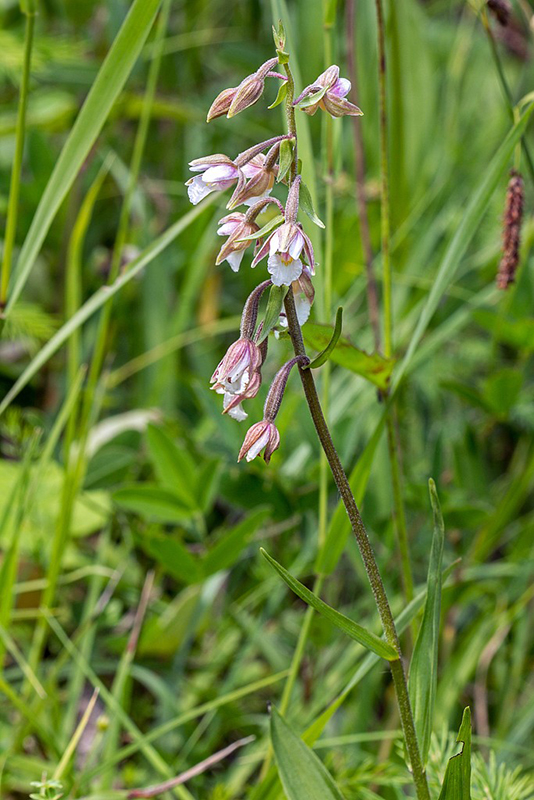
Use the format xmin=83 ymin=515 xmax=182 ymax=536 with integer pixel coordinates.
xmin=0 ymin=9 xmax=35 ymax=310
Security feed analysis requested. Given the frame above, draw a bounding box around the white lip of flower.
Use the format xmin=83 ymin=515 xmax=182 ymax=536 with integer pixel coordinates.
xmin=265 ymin=227 xmax=305 ymax=286
xmin=215 ymin=367 xmax=251 ymax=421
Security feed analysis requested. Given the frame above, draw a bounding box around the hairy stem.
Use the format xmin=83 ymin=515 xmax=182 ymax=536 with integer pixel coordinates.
xmin=0 ymin=10 xmax=35 ymax=309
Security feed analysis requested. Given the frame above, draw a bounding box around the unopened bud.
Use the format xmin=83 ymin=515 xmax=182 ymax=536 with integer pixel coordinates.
xmin=207 ymin=86 xmax=238 ymax=122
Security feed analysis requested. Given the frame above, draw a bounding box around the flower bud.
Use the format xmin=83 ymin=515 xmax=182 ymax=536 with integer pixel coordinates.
xmin=207 ymin=86 xmax=238 ymax=122
xmin=238 ymin=420 xmax=280 ymax=463
xmin=226 ymin=58 xmax=279 ymax=119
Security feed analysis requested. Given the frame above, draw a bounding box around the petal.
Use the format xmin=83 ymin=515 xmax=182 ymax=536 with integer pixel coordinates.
xmin=288 ymin=230 xmax=305 ymax=260
xmin=267 ymin=254 xmax=303 ymax=286
xmin=295 ymin=294 xmax=312 ymax=325
xmin=203 ymin=164 xmax=238 ymax=184
xmin=243 ymin=187 xmax=272 ymax=207
xmin=187 ymin=176 xmax=213 ymax=205
xmin=330 ymin=77 xmax=351 ymax=98
xmin=317 ymin=65 xmax=340 ymax=89
xmin=226 ymin=249 xmax=245 ymax=272
xmin=217 ymin=221 xmax=239 ymax=236
xmin=269 ymin=231 xmax=280 ymax=255
xmin=227 ymin=403 xmax=248 ymax=422
xmin=246 ymin=429 xmax=270 ymax=461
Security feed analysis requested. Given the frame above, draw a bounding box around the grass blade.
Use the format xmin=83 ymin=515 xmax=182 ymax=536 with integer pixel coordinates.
xmin=438 ymin=707 xmax=472 ymax=799
xmin=409 ymin=478 xmax=445 ymax=766
xmin=260 ymin=549 xmax=397 ymax=660
xmin=5 ymin=0 xmax=162 ymax=313
xmin=271 ymin=706 xmax=346 ymax=800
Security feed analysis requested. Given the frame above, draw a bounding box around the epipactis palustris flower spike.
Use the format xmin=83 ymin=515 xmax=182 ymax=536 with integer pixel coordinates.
xmin=295 ymin=65 xmax=363 ymax=118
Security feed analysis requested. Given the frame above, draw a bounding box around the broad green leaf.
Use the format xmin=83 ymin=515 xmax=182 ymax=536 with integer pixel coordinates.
xmin=409 ymin=479 xmax=445 ymax=766
xmin=438 ymin=707 xmax=472 ymax=800
xmin=112 ymin=484 xmax=194 ymax=522
xmin=304 ymin=307 xmax=343 ymax=369
xmin=261 ymin=549 xmax=397 ymax=660
xmin=299 ymin=180 xmax=325 ymax=228
xmin=6 ymin=0 xmax=162 ymax=313
xmin=146 ymin=424 xmax=198 ymax=509
xmin=257 ymin=284 xmax=288 ymax=343
xmin=394 ymin=105 xmax=534 ymax=391
xmin=303 ymin=322 xmax=394 ymax=390
xmin=202 ymin=509 xmax=269 ymax=577
xmin=268 ymin=81 xmax=288 ymax=110
xmin=277 ymin=138 xmax=294 ymax=183
xmin=0 ymin=198 xmax=213 ymax=415
xmin=142 ymin=529 xmax=202 ymax=584
xmin=270 ymin=706 xmax=346 ymax=800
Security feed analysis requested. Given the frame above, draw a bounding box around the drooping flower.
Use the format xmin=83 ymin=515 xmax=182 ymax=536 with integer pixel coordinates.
xmin=278 ymin=266 xmax=315 ymax=329
xmin=186 ymin=154 xmax=239 ymax=205
xmin=227 ymin=153 xmax=277 ymax=209
xmin=295 ymin=65 xmax=363 ymax=118
xmin=238 ymin=419 xmax=280 ymax=463
xmin=216 ymin=212 xmax=259 ymax=272
xmin=211 ymin=337 xmax=264 ymax=421
xmin=252 ymin=221 xmax=315 ymax=286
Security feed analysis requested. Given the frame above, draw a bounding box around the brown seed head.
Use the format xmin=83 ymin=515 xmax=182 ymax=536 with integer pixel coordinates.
xmin=497 ymin=170 xmax=524 ymax=290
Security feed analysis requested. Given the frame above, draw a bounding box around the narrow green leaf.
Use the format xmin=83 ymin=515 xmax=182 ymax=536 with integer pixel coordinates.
xmin=297 ymin=86 xmax=327 ymax=109
xmin=113 ymin=484 xmax=194 ymax=523
xmin=237 ymin=214 xmax=284 ymax=242
xmin=141 ymin=529 xmax=202 ymax=585
xmin=438 ymin=707 xmax=472 ymax=800
xmin=409 ymin=478 xmax=445 ymax=766
xmin=303 ymin=322 xmax=394 ymax=390
xmin=261 ymin=549 xmax=397 ymax=660
xmin=299 ymin=181 xmax=325 ymax=228
xmin=277 ymin=138 xmax=294 ymax=183
xmin=394 ymin=105 xmax=534 ymax=391
xmin=304 ymin=307 xmax=343 ymax=369
xmin=256 ymin=284 xmax=288 ymax=344
xmin=268 ymin=81 xmax=288 ymax=110
xmin=146 ymin=424 xmax=198 ymax=510
xmin=6 ymin=0 xmax=162 ymax=313
xmin=270 ymin=706 xmax=346 ymax=800
xmin=202 ymin=509 xmax=269 ymax=577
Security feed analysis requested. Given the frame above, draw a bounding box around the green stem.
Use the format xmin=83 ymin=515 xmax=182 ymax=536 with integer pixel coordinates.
xmin=0 ymin=10 xmax=35 ymax=310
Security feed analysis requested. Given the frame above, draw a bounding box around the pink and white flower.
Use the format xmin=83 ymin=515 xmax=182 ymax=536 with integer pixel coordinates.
xmin=227 ymin=154 xmax=277 ymax=209
xmin=186 ymin=154 xmax=239 ymax=205
xmin=295 ymin=65 xmax=363 ymax=118
xmin=278 ymin=266 xmax=315 ymax=329
xmin=251 ymin=221 xmax=315 ymax=287
xmin=211 ymin=337 xmax=263 ymax=421
xmin=238 ymin=420 xmax=280 ymax=463
xmin=216 ymin=212 xmax=259 ymax=272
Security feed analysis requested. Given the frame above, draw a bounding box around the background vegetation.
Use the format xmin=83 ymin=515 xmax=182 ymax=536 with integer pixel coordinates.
xmin=0 ymin=0 xmax=533 ymax=797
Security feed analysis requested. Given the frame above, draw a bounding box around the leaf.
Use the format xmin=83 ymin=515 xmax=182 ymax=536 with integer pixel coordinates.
xmin=146 ymin=424 xmax=198 ymax=510
xmin=270 ymin=706 xmax=346 ymax=800
xmin=277 ymin=137 xmax=294 ymax=183
xmin=6 ymin=0 xmax=162 ymax=313
xmin=409 ymin=479 xmax=445 ymax=766
xmin=483 ymin=368 xmax=523 ymax=416
xmin=268 ymin=81 xmax=288 ymax=110
xmin=236 ymin=214 xmax=284 ymax=242
xmin=256 ymin=284 xmax=288 ymax=344
xmin=297 ymin=86 xmax=327 ymax=109
xmin=393 ymin=104 xmax=534 ymax=391
xmin=304 ymin=307 xmax=343 ymax=369
xmin=438 ymin=707 xmax=472 ymax=800
xmin=298 ymin=180 xmax=325 ymax=228
xmin=112 ymin=484 xmax=194 ymax=522
xmin=261 ymin=549 xmax=397 ymax=660
xmin=303 ymin=323 xmax=394 ymax=390
xmin=202 ymin=509 xmax=269 ymax=577
xmin=142 ymin=529 xmax=202 ymax=584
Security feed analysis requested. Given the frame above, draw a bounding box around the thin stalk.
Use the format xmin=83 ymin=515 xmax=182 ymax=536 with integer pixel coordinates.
xmin=281 ymin=60 xmax=429 ymax=798
xmin=374 ymin=0 xmax=414 ymax=605
xmin=0 ymin=10 xmax=35 ymax=309
xmin=481 ymin=9 xmax=534 ymax=184
xmin=346 ymin=0 xmax=381 ymax=351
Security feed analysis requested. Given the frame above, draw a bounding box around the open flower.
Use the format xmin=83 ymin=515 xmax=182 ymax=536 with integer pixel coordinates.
xmin=186 ymin=154 xmax=239 ymax=205
xmin=216 ymin=213 xmax=259 ymax=272
xmin=252 ymin=221 xmax=315 ymax=286
xmin=211 ymin=337 xmax=263 ymax=421
xmin=227 ymin=154 xmax=277 ymax=209
xmin=295 ymin=65 xmax=363 ymax=118
xmin=278 ymin=266 xmax=315 ymax=329
xmin=238 ymin=420 xmax=280 ymax=463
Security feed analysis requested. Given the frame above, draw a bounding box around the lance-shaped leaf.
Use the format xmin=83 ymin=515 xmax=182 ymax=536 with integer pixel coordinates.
xmin=260 ymin=549 xmax=397 ymax=660
xmin=299 ymin=180 xmax=325 ymax=228
xmin=409 ymin=479 xmax=445 ymax=766
xmin=303 ymin=323 xmax=394 ymax=390
xmin=268 ymin=80 xmax=288 ymax=110
xmin=438 ymin=707 xmax=472 ymax=800
xmin=270 ymin=706 xmax=346 ymax=800
xmin=256 ymin=285 xmax=288 ymax=344
xmin=6 ymin=0 xmax=162 ymax=313
xmin=236 ymin=214 xmax=284 ymax=242
xmin=304 ymin=307 xmax=343 ymax=369
xmin=277 ymin=138 xmax=294 ymax=183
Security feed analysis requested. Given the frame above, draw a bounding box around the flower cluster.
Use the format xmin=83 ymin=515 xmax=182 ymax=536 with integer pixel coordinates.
xmin=186 ymin=41 xmax=362 ymax=462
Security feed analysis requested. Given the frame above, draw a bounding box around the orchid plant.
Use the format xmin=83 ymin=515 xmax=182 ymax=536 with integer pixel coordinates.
xmin=186 ymin=23 xmax=432 ymax=800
